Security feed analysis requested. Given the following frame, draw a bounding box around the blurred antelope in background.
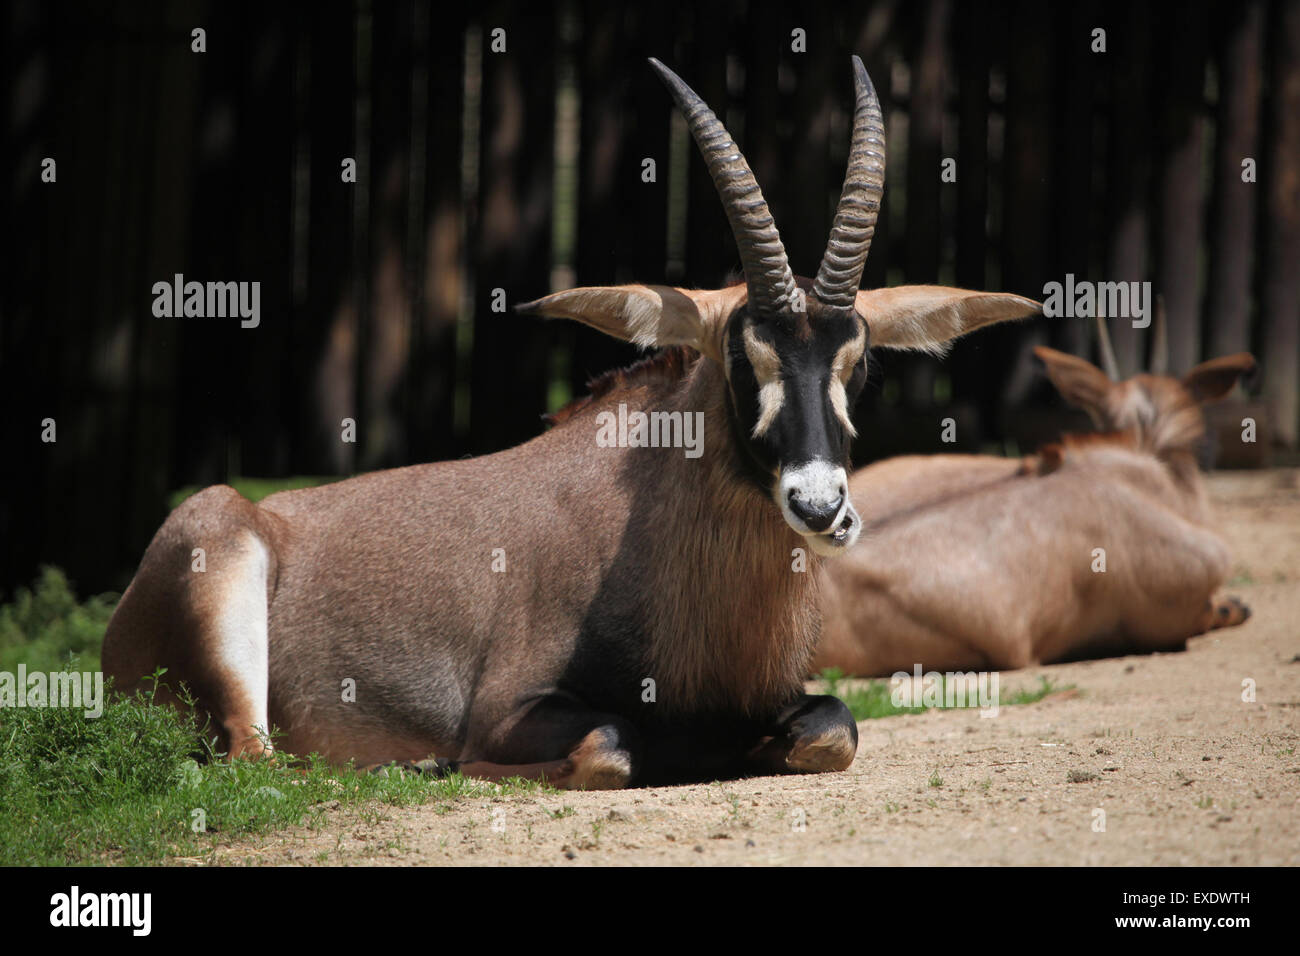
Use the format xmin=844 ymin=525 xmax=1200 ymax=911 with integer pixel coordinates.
xmin=103 ymin=57 xmax=1040 ymax=788
xmin=815 ymin=310 xmax=1256 ymax=676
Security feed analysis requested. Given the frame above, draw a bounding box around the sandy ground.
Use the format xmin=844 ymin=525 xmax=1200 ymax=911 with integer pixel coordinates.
xmin=210 ymin=469 xmax=1300 ymax=866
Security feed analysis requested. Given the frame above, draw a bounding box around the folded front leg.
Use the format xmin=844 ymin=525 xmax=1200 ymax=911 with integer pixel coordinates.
xmin=746 ymin=693 xmax=858 ymax=775
xmin=458 ymin=693 xmax=643 ymax=790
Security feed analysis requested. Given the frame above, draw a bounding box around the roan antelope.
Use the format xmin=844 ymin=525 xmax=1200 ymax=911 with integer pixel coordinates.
xmin=814 ymin=313 xmax=1255 ymax=677
xmin=102 ymin=57 xmax=1040 ymax=788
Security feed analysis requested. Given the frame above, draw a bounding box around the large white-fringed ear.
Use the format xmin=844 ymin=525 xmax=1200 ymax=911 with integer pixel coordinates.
xmin=855 ymin=285 xmax=1042 ymax=354
xmin=516 ymin=284 xmax=744 ymax=363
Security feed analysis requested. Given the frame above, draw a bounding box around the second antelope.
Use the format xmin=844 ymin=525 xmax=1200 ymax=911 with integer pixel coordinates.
xmin=814 ymin=315 xmax=1255 ymax=676
xmin=102 ymin=57 xmax=1039 ymax=788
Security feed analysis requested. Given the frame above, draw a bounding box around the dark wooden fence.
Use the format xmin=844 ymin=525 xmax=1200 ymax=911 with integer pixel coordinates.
xmin=3 ymin=0 xmax=1299 ymax=596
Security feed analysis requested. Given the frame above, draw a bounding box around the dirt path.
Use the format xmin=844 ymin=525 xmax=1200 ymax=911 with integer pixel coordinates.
xmin=210 ymin=469 xmax=1300 ymax=866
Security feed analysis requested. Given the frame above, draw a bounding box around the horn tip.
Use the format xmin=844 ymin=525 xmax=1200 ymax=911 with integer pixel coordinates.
xmin=851 ymin=54 xmax=875 ymax=92
xmin=647 ymin=57 xmax=675 ymax=83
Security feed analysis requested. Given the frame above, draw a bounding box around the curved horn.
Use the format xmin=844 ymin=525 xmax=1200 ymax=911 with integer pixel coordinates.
xmin=649 ymin=59 xmax=797 ymax=315
xmin=1150 ymin=294 xmax=1169 ymax=376
xmin=812 ymin=56 xmax=886 ymax=309
xmin=1095 ymin=299 xmax=1121 ymax=381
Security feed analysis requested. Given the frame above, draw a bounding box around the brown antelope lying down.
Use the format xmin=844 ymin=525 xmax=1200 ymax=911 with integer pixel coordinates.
xmin=102 ymin=58 xmax=1039 ymax=788
xmin=814 ymin=334 xmax=1256 ymax=677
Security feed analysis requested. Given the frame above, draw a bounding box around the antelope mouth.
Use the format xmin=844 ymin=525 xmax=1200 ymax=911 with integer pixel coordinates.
xmin=809 ymin=505 xmax=859 ymax=556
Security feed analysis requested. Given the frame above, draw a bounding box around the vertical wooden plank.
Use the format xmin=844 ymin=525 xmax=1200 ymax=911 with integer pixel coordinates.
xmin=1001 ymin=0 xmax=1054 ymax=293
xmin=1103 ymin=1 xmax=1154 ymax=377
xmin=287 ymin=7 xmax=313 ymax=472
xmin=954 ymin=0 xmax=990 ymax=293
xmin=905 ymin=0 xmax=947 ymax=286
xmin=1055 ymin=0 xmax=1100 ymax=359
xmin=613 ymin=3 xmax=672 ymax=286
xmin=468 ymin=1 xmax=556 ymax=454
xmin=70 ymin=0 xmax=146 ymax=588
xmin=1206 ymin=0 xmax=1264 ymax=359
xmin=407 ymin=3 xmax=465 ymax=464
xmin=124 ymin=0 xmax=202 ymax=579
xmin=0 ymin=0 xmax=28 ymax=590
xmin=1260 ymin=0 xmax=1300 ymax=447
xmin=945 ymin=0 xmax=992 ymax=439
xmin=846 ymin=3 xmax=906 ymax=455
xmin=349 ymin=0 xmax=373 ymax=472
xmin=301 ymin=7 xmax=358 ymax=475
xmin=1 ymin=0 xmax=99 ymax=590
xmin=685 ymin=0 xmax=739 ymax=288
xmin=783 ymin=2 xmax=835 ymax=277
xmin=900 ymin=0 xmax=949 ymax=408
xmin=1154 ymin=0 xmax=1210 ymax=374
xmin=358 ymin=0 xmax=412 ymax=469
xmin=544 ymin=0 xmax=582 ymax=414
xmin=236 ymin=3 xmax=295 ymax=477
xmin=177 ymin=0 xmax=241 ymax=487
xmin=32 ymin=1 xmax=114 ymax=588
xmin=568 ymin=0 xmax=641 ymax=394
xmin=995 ymin=0 xmax=1054 ymax=411
xmin=848 ymin=3 xmax=897 ymax=294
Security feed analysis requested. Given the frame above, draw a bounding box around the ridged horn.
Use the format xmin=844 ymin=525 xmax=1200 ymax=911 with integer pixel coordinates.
xmin=812 ymin=56 xmax=886 ymax=309
xmin=649 ymin=58 xmax=797 ymax=315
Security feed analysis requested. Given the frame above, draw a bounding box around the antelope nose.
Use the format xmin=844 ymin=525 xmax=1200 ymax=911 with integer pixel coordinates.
xmin=787 ymin=489 xmax=845 ymax=533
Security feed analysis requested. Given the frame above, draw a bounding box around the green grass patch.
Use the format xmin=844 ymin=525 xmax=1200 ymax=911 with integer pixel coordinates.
xmin=168 ymin=475 xmax=340 ymax=511
xmin=0 ymin=676 xmax=548 ymax=866
xmin=816 ymin=668 xmax=1068 ymax=722
xmin=1002 ymin=676 xmax=1071 ymax=706
xmin=0 ymin=572 xmax=546 ymax=865
xmin=0 ymin=567 xmax=116 ymax=674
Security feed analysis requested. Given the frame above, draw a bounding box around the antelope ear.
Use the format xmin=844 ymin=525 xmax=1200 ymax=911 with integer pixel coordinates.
xmin=516 ymin=284 xmax=741 ymax=363
xmin=1182 ymin=353 xmax=1256 ymax=404
xmin=855 ymin=285 xmax=1042 ymax=354
xmin=1033 ymin=345 xmax=1114 ymax=421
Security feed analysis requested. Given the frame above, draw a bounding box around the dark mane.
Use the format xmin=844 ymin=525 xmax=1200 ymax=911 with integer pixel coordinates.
xmin=542 ymin=346 xmax=698 ymax=428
